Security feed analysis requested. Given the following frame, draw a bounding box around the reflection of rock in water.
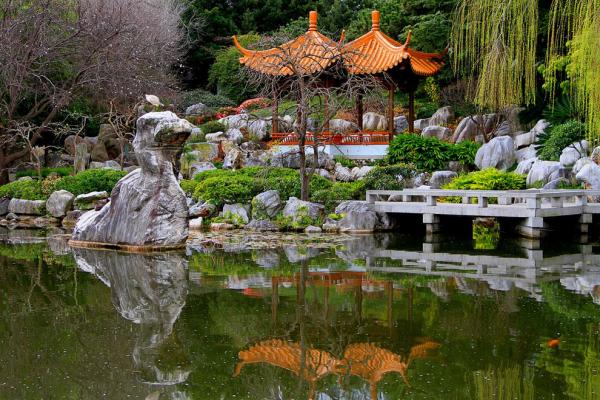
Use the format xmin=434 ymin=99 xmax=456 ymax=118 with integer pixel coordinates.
xmin=561 ymin=274 xmax=600 ymax=305
xmin=73 ymin=248 xmax=190 ymax=385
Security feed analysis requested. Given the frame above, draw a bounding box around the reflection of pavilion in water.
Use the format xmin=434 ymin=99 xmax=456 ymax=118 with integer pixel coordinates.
xmin=234 ymin=339 xmax=439 ymax=400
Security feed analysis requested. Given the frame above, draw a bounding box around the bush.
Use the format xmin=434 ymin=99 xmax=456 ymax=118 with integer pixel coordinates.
xmin=443 ymin=168 xmax=526 ymax=191
xmin=200 ymin=120 xmax=226 ymax=135
xmin=311 ymin=181 xmax=365 ymax=212
xmin=386 ymin=134 xmax=478 ymax=171
xmin=193 ymin=175 xmax=259 ymax=206
xmin=180 ymin=89 xmax=235 ymax=109
xmin=537 ymin=121 xmax=586 ymax=161
xmin=334 ymin=155 xmax=357 ymax=169
xmin=253 ymin=168 xmax=332 ymax=200
xmin=16 ymin=167 xmax=72 ymax=179
xmin=0 ymin=179 xmax=45 ymax=200
xmin=54 ymin=169 xmax=127 ymax=196
xmin=193 ymin=169 xmax=233 ymax=182
xmin=363 ymin=164 xmax=417 ymax=191
xmin=179 ymin=180 xmax=199 ymax=196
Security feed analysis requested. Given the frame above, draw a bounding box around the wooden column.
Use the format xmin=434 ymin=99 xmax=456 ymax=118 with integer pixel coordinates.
xmin=387 ymin=85 xmax=395 ymax=141
xmin=408 ymin=89 xmax=415 ymax=133
xmin=324 ymin=91 xmax=330 ymax=133
xmin=272 ymin=97 xmax=279 ymax=134
xmin=356 ymin=93 xmax=364 ymax=131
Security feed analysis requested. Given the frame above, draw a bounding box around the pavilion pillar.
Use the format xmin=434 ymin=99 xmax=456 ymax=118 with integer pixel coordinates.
xmin=272 ymin=97 xmax=279 ymax=134
xmin=356 ymin=94 xmax=364 ymax=131
xmin=387 ymin=85 xmax=395 ymax=141
xmin=408 ymin=89 xmax=415 ymax=133
xmin=324 ymin=91 xmax=330 ymax=133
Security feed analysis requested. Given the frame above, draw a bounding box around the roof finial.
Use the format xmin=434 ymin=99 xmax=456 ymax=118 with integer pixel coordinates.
xmin=371 ymin=10 xmax=380 ymax=31
xmin=404 ymin=30 xmax=412 ymax=46
xmin=309 ymin=11 xmax=318 ymax=31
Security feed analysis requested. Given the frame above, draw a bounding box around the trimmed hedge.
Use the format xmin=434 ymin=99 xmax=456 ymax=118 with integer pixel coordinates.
xmin=363 ymin=164 xmax=417 ymax=191
xmin=443 ymin=168 xmax=526 ymax=191
xmin=53 ymin=169 xmax=127 ymax=196
xmin=312 ymin=181 xmax=365 ymax=212
xmin=0 ymin=179 xmax=46 ymax=200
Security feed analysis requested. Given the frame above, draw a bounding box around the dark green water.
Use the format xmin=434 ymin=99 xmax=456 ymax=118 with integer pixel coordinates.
xmin=1 ymin=231 xmax=599 ymax=400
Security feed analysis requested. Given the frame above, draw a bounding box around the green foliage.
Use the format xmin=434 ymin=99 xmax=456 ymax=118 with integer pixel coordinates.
xmin=443 ymin=168 xmax=526 ymax=191
xmin=200 ymin=121 xmax=227 ymax=134
xmin=472 ymin=219 xmax=500 ymax=250
xmin=537 ymin=121 xmax=586 ymax=161
xmin=213 ymin=210 xmax=248 ymax=227
xmin=16 ymin=167 xmax=73 ymax=179
xmin=362 ymin=164 xmax=417 ymax=191
xmin=542 ymin=96 xmax=579 ymax=125
xmin=54 ymin=169 xmax=127 ymax=196
xmin=386 ymin=134 xmax=479 ymax=171
xmin=193 ymin=175 xmax=258 ymax=206
xmin=333 ymin=155 xmax=357 ymax=169
xmin=312 ymin=181 xmax=365 ymax=212
xmin=0 ymin=179 xmax=45 ymax=200
xmin=179 ymin=179 xmax=199 ymax=196
xmin=275 ymin=205 xmax=322 ymax=231
xmin=180 ymin=89 xmax=235 ymax=109
xmin=208 ymin=35 xmax=259 ymax=103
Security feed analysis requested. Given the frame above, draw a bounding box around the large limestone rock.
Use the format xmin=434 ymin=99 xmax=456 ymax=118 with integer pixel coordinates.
xmin=335 ymin=201 xmax=392 ymax=232
xmin=422 ymin=125 xmax=453 ymax=141
xmin=576 ymin=163 xmax=600 ymax=189
xmin=430 ymin=171 xmax=457 ymax=189
xmin=453 ymin=114 xmax=500 ymax=143
xmin=574 ymin=157 xmax=593 ymax=175
xmin=190 ymin=162 xmax=216 ymax=179
xmin=185 ymin=103 xmax=211 ymax=117
xmin=46 ymin=190 xmax=74 ymax=218
xmin=329 ymin=119 xmax=359 ymax=134
xmin=282 ymin=197 xmax=324 ymax=224
xmin=394 ymin=116 xmax=408 ymax=133
xmin=475 ymin=136 xmax=516 ymax=171
xmin=362 ymin=112 xmax=387 ymax=131
xmin=514 ymin=120 xmax=550 ymax=149
xmin=516 ymin=145 xmax=537 ymax=163
xmin=527 ymin=160 xmax=562 ymax=186
xmin=248 ymin=119 xmax=271 ymax=141
xmin=222 ymin=203 xmax=249 ymax=225
xmin=559 ymin=140 xmax=588 ymax=167
xmin=252 ymin=190 xmax=281 ymax=220
xmin=516 ymin=157 xmax=538 ymax=175
xmin=414 ymin=118 xmax=430 ymax=130
xmin=74 ymin=191 xmax=109 ymax=210
xmin=429 ymin=106 xmax=454 ymax=126
xmin=8 ymin=199 xmax=46 ymax=215
xmin=334 ymin=164 xmax=354 ymax=182
xmin=351 ymin=166 xmax=373 ymax=180
xmin=72 ymin=111 xmax=193 ymax=247
xmin=219 ymin=114 xmax=249 ymax=130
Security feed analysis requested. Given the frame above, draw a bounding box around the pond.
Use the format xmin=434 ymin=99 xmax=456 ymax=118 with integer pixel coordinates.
xmin=1 ymin=229 xmax=599 ymax=399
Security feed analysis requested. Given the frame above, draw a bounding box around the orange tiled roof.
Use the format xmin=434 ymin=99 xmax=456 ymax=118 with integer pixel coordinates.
xmin=233 ymin=11 xmax=343 ymax=76
xmin=344 ymin=11 xmax=446 ymax=76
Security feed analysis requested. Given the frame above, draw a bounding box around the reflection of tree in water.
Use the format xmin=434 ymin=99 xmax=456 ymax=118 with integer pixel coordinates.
xmin=73 ymin=248 xmax=191 ymax=395
xmin=233 ymin=260 xmax=440 ymax=400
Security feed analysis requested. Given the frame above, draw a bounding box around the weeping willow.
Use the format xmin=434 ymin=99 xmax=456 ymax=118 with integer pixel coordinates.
xmin=547 ymin=0 xmax=600 ymax=143
xmin=451 ymin=0 xmax=538 ymax=110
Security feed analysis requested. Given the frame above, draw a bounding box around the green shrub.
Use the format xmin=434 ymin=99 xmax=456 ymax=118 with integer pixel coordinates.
xmin=537 ymin=121 xmax=586 ymax=161
xmin=54 ymin=169 xmax=127 ymax=196
xmin=193 ymin=175 xmax=259 ymax=206
xmin=193 ymin=169 xmax=234 ymax=182
xmin=253 ymin=168 xmax=332 ymax=200
xmin=0 ymin=179 xmax=45 ymax=200
xmin=180 ymin=89 xmax=235 ymax=109
xmin=386 ymin=134 xmax=479 ymax=171
xmin=179 ymin=180 xmax=199 ymax=196
xmin=443 ymin=168 xmax=526 ymax=191
xmin=334 ymin=155 xmax=357 ymax=169
xmin=200 ymin=120 xmax=227 ymax=135
xmin=16 ymin=167 xmax=72 ymax=179
xmin=363 ymin=164 xmax=417 ymax=191
xmin=311 ymin=181 xmax=365 ymax=212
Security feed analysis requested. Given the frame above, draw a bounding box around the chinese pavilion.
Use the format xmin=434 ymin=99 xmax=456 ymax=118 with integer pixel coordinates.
xmin=233 ymin=10 xmax=447 ymax=156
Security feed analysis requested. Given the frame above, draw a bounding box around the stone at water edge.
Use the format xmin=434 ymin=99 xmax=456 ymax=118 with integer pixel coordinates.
xmin=74 ymin=191 xmax=109 ymax=211
xmin=222 ymin=204 xmax=249 ymax=225
xmin=304 ymin=225 xmax=322 ymax=233
xmin=252 ymin=190 xmax=281 ymax=220
xmin=474 ymin=136 xmax=516 ymax=171
xmin=245 ymin=219 xmax=279 ymax=231
xmin=0 ymin=198 xmax=9 ymax=216
xmin=72 ymin=111 xmax=194 ymax=247
xmin=46 ymin=190 xmax=75 ymax=218
xmin=8 ymin=199 xmax=46 ymax=215
xmin=282 ymin=197 xmax=325 ymax=224
xmin=189 ymin=202 xmax=217 ymax=218
xmin=430 ymin=171 xmax=457 ymax=189
xmin=189 ymin=217 xmax=203 ymax=230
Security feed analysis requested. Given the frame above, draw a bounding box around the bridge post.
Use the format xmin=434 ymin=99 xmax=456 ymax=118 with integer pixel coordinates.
xmin=423 ymin=214 xmax=441 ymax=238
xmin=517 ymin=217 xmax=546 ymax=239
xmin=580 ymin=214 xmax=592 ymax=243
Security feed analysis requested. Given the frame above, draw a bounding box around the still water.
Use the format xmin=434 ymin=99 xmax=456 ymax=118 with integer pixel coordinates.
xmin=0 ymin=230 xmax=599 ymax=400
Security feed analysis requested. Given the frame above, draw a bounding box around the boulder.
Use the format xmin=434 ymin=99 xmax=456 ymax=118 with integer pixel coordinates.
xmin=210 ymin=222 xmax=235 ymax=231
xmin=74 ymin=191 xmax=109 ymax=210
xmin=362 ymin=112 xmax=387 ymax=131
xmin=46 ymin=190 xmax=75 ymax=218
xmin=453 ymin=114 xmax=500 ymax=143
xmin=252 ymin=190 xmax=281 ymax=220
xmin=271 ymin=149 xmax=333 ymax=170
xmin=515 ymin=157 xmax=538 ymax=175
xmin=329 ymin=119 xmax=359 ymax=134
xmin=223 ymin=148 xmax=243 ymax=169
xmin=543 ymin=178 xmax=570 ymax=190
xmin=559 ymin=140 xmax=589 ymax=167
xmin=394 ymin=116 xmax=408 ymax=133
xmin=591 ymin=146 xmax=600 ymax=164
xmin=71 ymin=111 xmax=194 ymax=247
xmin=322 ymin=222 xmax=339 ymax=232
xmin=475 ymin=136 xmax=516 ymax=171
xmin=225 ymin=128 xmax=244 ymax=144
xmin=429 ymin=106 xmax=454 ymax=126
xmin=576 ymin=163 xmax=600 ymax=189
xmin=304 ymin=225 xmax=322 ymax=233
xmin=282 ymin=197 xmax=324 ymax=224
xmin=64 ymin=135 xmax=92 ymax=156
xmin=185 ymin=103 xmax=211 ymax=117
xmin=334 ymin=164 xmax=354 ymax=182
xmin=243 ymin=150 xmax=271 ymax=167
xmin=516 ymin=145 xmax=537 ymax=163
xmin=219 ymin=114 xmax=249 ymax=130
xmin=90 ymin=141 xmax=110 ymax=162
xmin=494 ymin=121 xmax=513 ymax=136
xmin=245 ymin=219 xmax=279 ymax=231
xmin=574 ymin=157 xmax=593 ymax=175
xmin=62 ymin=210 xmax=84 ymax=228
xmin=334 ymin=201 xmax=383 ymax=232
xmin=430 ymin=171 xmax=457 ymax=189
xmin=189 ymin=217 xmax=204 ymax=230
xmin=0 ymin=198 xmax=10 ymax=216
xmin=8 ymin=199 xmax=46 ymax=215
xmin=74 ymin=142 xmax=89 ymax=173
xmin=205 ymin=132 xmax=227 ymax=142
xmin=189 ymin=202 xmax=217 ymax=218
xmin=190 ymin=162 xmax=216 ymax=179
xmin=97 ymin=124 xmax=121 ymax=160
xmin=248 ymin=119 xmax=271 ymax=141
xmin=527 ymin=160 xmax=561 ymax=186
xmin=222 ymin=203 xmax=249 ymax=225
xmin=414 ymin=118 xmax=430 ymax=130
xmin=422 ymin=125 xmax=453 ymax=141
xmin=351 ymin=166 xmax=373 ymax=180
xmin=317 ymin=169 xmax=333 ymax=180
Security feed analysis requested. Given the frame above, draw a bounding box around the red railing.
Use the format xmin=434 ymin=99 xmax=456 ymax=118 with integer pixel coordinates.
xmin=270 ymin=131 xmax=390 ymax=146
